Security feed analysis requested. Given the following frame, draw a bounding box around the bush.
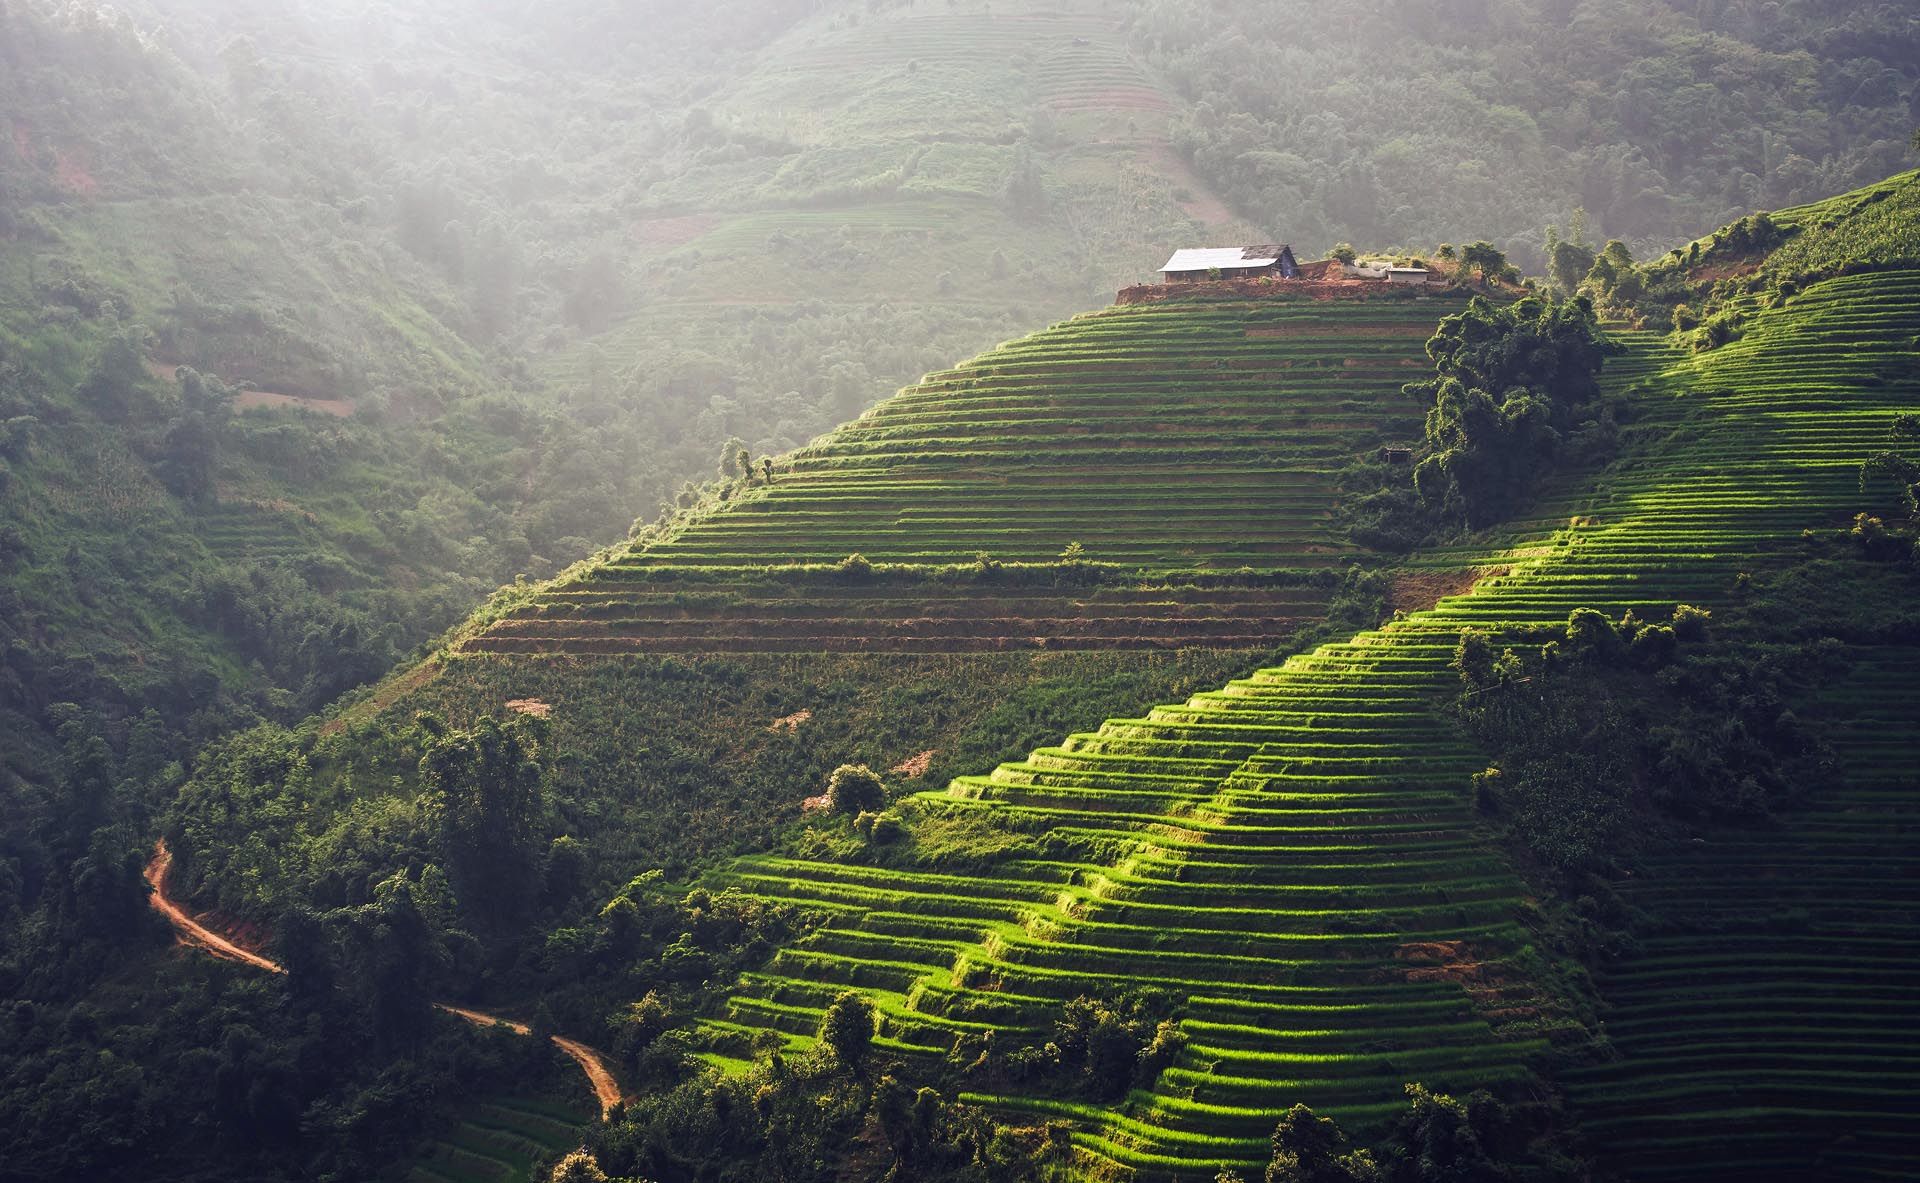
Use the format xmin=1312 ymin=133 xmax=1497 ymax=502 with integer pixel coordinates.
xmin=1672 ymin=604 xmax=1711 ymax=642
xmin=826 ymin=764 xmax=886 ymax=814
xmin=865 ymin=810 xmax=906 ymax=845
xmin=819 ymin=991 xmax=875 ymax=1070
xmin=1265 ymin=1104 xmax=1379 ymax=1183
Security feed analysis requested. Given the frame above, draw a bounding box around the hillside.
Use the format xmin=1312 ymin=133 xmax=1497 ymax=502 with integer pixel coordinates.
xmin=2 ymin=0 xmax=1910 ymax=770
xmin=540 ymin=177 xmax=1910 ymax=1180
xmin=3 ymin=0 xmax=1918 ymax=1170
xmin=111 ymin=173 xmax=1918 ymax=1183
xmin=463 ymin=286 xmax=1464 ymax=657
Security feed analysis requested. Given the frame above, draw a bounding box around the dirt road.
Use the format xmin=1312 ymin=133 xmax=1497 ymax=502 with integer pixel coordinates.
xmin=144 ymin=840 xmax=624 ymax=1116
xmin=144 ymin=841 xmax=286 ymax=975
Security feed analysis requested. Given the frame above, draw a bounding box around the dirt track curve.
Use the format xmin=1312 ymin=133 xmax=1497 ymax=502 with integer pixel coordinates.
xmin=145 ymin=840 xmax=624 ymax=1117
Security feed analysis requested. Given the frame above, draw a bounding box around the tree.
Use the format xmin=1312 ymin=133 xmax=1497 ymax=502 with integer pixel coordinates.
xmin=1459 ymin=242 xmax=1507 ymax=283
xmin=612 ymin=991 xmax=671 ymax=1071
xmin=1545 ymin=218 xmax=1595 ymax=294
xmin=549 ymin=1150 xmax=610 ymax=1182
xmin=819 ymin=990 xmax=875 ymax=1070
xmin=1004 ymin=146 xmax=1046 ymax=218
xmin=1859 ymin=412 xmax=1920 ymax=516
xmin=720 ymin=438 xmax=748 ymax=478
xmin=75 ymin=329 xmax=150 ymax=420
xmin=826 ymin=764 xmax=885 ymax=814
xmin=273 ymin=904 xmax=334 ymax=1004
xmin=543 ymin=835 xmax=588 ymax=909
xmin=1450 ymin=629 xmax=1496 ymax=689
xmin=873 ymin=1073 xmax=940 ymax=1165
xmin=1379 ymin=1084 xmax=1510 ymax=1183
xmin=1266 ymin=1104 xmax=1380 ymax=1183
xmin=337 ymin=872 xmax=447 ymax=1049
xmin=1404 ymin=294 xmax=1614 ymax=528
xmin=419 ymin=714 xmax=548 ymax=926
xmin=1330 ymin=243 xmax=1358 ymax=265
xmin=1052 ymin=993 xmax=1171 ymax=1100
xmin=563 ymin=251 xmax=625 ymax=333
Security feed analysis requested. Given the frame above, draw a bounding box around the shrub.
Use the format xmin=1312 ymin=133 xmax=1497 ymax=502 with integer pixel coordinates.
xmin=853 ymin=809 xmax=905 ymax=845
xmin=833 ymin=553 xmax=873 ymax=580
xmin=819 ymin=991 xmax=875 ymax=1070
xmin=1672 ymin=604 xmax=1711 ymax=641
xmin=826 ymin=764 xmax=886 ymax=814
xmin=1264 ymin=1104 xmax=1379 ymax=1183
xmin=1451 ymin=630 xmax=1495 ymax=688
xmin=869 ymin=811 xmax=905 ymax=845
xmin=1564 ymin=608 xmax=1623 ymax=664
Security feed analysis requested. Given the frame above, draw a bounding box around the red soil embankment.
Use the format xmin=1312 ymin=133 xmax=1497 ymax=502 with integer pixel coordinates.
xmin=1117 ymin=277 xmax=1443 ymax=305
xmin=235 ymin=390 xmax=356 ymax=417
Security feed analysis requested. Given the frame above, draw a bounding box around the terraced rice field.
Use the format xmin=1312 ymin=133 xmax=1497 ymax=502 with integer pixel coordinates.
xmin=471 ymin=293 xmax=1457 ymax=655
xmin=198 ymin=501 xmax=326 ymax=561
xmin=470 ymin=582 xmax=1333 ymax=654
xmin=692 ymin=268 xmax=1920 ymax=1180
xmin=1565 ymin=660 xmax=1920 ymax=1181
xmin=404 ymin=1096 xmax=590 ymax=1183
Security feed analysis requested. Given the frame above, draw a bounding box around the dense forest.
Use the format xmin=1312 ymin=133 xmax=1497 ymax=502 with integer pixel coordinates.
xmin=3 ymin=0 xmax=1919 ymax=1179
xmin=1137 ymin=0 xmax=1919 ymax=262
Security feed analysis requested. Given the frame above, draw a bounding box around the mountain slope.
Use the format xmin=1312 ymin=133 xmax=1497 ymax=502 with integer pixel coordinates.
xmin=462 ymin=286 xmax=1462 ymax=656
xmin=674 ymin=179 xmax=1920 ymax=1179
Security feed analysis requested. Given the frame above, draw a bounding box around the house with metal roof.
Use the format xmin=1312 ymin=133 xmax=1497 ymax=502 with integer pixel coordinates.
xmin=1160 ymin=244 xmax=1298 ymax=283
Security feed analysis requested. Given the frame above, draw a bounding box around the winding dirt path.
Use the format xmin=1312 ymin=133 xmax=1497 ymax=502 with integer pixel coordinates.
xmin=144 ymin=841 xmax=624 ymax=1117
xmin=145 ymin=841 xmax=286 ymax=975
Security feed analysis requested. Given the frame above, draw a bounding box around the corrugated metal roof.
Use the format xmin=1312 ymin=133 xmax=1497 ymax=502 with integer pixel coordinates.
xmin=1160 ymin=246 xmax=1283 ymax=273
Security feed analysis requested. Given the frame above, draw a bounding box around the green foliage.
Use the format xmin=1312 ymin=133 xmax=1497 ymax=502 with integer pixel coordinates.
xmin=1051 ymin=992 xmax=1179 ymax=1101
xmin=1144 ymin=2 xmax=1918 ymax=256
xmin=587 ymin=1047 xmax=1054 ymax=1183
xmin=826 ymin=763 xmax=886 ymax=815
xmin=1399 ymin=295 xmax=1617 ymax=531
xmin=1265 ymin=1104 xmax=1379 ymax=1183
xmin=1457 ymin=242 xmax=1509 ymax=284
xmin=819 ymin=990 xmax=877 ymax=1071
xmin=1859 ymin=412 xmax=1920 ymax=517
xmin=419 ymin=713 xmax=551 ymax=927
xmin=1545 ymin=214 xmax=1595 ymax=294
xmin=1378 ymin=1085 xmax=1515 ymax=1183
xmin=1458 ymin=607 xmax=1843 ymax=874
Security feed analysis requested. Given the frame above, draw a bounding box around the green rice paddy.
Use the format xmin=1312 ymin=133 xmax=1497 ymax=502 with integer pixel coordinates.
xmin=470 ymin=292 xmax=1459 ymax=656
xmin=680 ymin=264 xmax=1920 ymax=1179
